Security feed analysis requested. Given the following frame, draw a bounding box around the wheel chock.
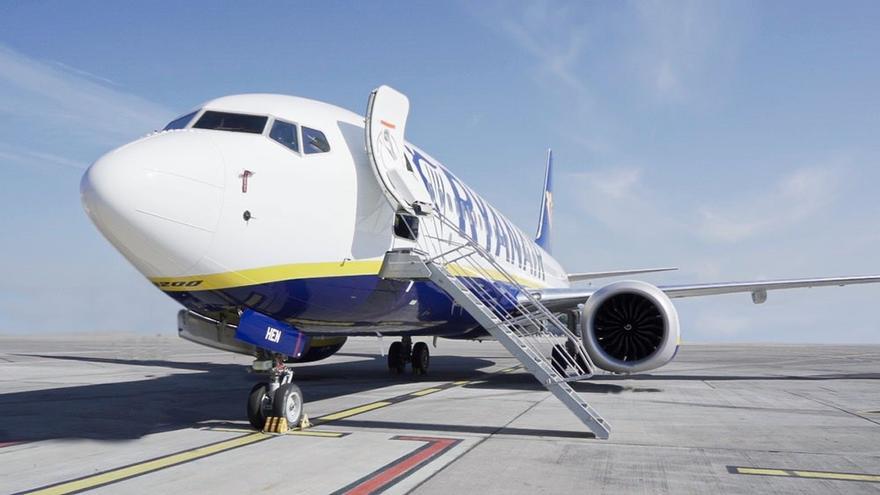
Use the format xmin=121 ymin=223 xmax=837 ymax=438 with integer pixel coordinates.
xmin=263 ymin=416 xmax=289 ymax=434
xmin=299 ymin=414 xmax=311 ymax=429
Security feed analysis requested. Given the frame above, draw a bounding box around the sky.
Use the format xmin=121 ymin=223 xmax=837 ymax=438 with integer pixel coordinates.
xmin=0 ymin=1 xmax=878 ymax=342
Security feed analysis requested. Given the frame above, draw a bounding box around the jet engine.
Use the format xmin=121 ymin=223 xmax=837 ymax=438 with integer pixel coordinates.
xmin=580 ymin=281 xmax=680 ymax=373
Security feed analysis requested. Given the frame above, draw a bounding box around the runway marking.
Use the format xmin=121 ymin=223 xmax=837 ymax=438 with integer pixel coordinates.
xmin=316 ymin=401 xmax=393 ymax=422
xmin=17 ymin=365 xmax=518 ymax=495
xmin=730 ymin=466 xmax=880 ymax=483
xmin=410 ymin=388 xmax=442 ymax=397
xmin=201 ymin=427 xmax=349 ymax=438
xmin=330 ymin=435 xmax=463 ymax=495
xmin=18 ymin=433 xmax=269 ymax=495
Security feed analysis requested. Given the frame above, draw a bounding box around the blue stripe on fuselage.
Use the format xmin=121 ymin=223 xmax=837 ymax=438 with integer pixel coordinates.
xmin=165 ymin=275 xmax=519 ymax=338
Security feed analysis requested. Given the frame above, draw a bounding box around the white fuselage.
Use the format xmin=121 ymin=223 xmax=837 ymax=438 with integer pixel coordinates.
xmin=81 ymin=94 xmax=568 ymax=336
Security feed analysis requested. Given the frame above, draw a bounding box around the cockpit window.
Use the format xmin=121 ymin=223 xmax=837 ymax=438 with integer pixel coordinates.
xmin=163 ymin=110 xmax=198 ymax=130
xmin=269 ymin=120 xmax=299 ymax=152
xmin=302 ymin=127 xmax=330 ymax=154
xmin=193 ymin=111 xmax=268 ymax=134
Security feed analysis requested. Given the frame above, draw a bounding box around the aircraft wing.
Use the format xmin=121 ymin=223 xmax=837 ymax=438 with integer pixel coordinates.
xmin=529 ymin=275 xmax=880 ymax=312
xmin=567 ymin=267 xmax=677 ymax=282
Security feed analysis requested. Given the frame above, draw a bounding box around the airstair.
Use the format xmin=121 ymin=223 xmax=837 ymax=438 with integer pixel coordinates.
xmin=380 ymin=214 xmax=612 ymax=439
xmin=366 ymin=84 xmax=610 ymax=438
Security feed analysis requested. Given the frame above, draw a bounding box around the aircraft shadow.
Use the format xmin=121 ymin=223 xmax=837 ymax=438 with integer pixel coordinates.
xmin=4 ymin=353 xmax=870 ymax=443
xmin=463 ymin=372 xmax=661 ymax=394
xmin=328 ymin=419 xmax=597 ymax=440
xmin=0 ymin=353 xmax=494 ymax=443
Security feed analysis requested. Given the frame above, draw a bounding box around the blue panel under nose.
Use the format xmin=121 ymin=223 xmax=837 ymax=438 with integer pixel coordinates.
xmin=234 ymin=309 xmax=311 ymax=358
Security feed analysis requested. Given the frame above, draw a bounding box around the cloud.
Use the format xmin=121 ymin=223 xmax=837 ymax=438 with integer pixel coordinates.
xmin=0 ymin=44 xmax=174 ymax=148
xmin=631 ymin=0 xmax=748 ymax=103
xmin=467 ymin=0 xmax=594 ymax=107
xmin=472 ymin=2 xmax=748 ymax=108
xmin=0 ymin=144 xmax=87 ymax=171
xmin=568 ymin=163 xmax=841 ymax=245
xmin=566 ymin=166 xmax=683 ymax=238
xmin=698 ymin=167 xmax=840 ymax=242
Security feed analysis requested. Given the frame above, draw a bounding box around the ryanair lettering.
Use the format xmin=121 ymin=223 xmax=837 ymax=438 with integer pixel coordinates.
xmin=409 ymin=147 xmax=546 ymax=280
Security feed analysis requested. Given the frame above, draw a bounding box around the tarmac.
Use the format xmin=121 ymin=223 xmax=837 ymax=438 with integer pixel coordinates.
xmin=0 ymin=334 xmax=878 ymax=494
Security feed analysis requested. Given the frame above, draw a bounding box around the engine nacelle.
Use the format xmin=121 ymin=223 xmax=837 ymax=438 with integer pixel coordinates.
xmin=581 ymin=280 xmax=680 ymax=373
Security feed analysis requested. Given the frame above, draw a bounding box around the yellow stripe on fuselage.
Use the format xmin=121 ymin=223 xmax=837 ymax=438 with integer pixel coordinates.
xmin=149 ymin=259 xmax=383 ymax=291
xmin=150 ymin=259 xmax=548 ymax=292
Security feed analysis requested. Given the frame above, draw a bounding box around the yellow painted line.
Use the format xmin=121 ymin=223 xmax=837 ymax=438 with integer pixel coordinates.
xmin=199 ymin=427 xmax=257 ymax=433
xmin=315 ymin=401 xmax=392 ymax=422
xmin=793 ymin=470 xmax=880 ymax=482
xmin=733 ymin=466 xmax=880 ymax=483
xmin=286 ymin=430 xmax=347 ymax=438
xmin=411 ymin=388 xmax=442 ymax=397
xmin=452 ymin=380 xmax=471 ymax=385
xmin=736 ymin=468 xmax=790 ymax=477
xmin=26 ymin=433 xmax=268 ymax=495
xmin=202 ymin=427 xmax=346 ymax=438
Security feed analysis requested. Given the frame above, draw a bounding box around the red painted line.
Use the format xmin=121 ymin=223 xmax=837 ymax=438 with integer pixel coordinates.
xmin=0 ymin=441 xmax=20 ymax=448
xmin=336 ymin=436 xmax=461 ymax=495
xmin=380 ymin=120 xmax=396 ymax=129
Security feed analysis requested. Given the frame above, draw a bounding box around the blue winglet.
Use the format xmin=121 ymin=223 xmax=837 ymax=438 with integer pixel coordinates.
xmin=535 ymin=149 xmax=553 ymax=253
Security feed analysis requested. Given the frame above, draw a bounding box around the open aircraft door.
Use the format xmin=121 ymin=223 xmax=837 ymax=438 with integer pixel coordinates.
xmin=366 ymin=85 xmax=433 ymax=215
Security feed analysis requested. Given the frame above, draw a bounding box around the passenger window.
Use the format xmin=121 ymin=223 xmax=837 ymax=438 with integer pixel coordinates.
xmin=269 ymin=120 xmax=299 ymax=152
xmin=302 ymin=127 xmax=330 ymax=154
xmin=163 ymin=110 xmax=198 ymax=130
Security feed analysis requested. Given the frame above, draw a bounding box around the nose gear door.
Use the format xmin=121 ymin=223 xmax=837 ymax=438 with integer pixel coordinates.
xmin=365 ymin=85 xmax=433 ymax=215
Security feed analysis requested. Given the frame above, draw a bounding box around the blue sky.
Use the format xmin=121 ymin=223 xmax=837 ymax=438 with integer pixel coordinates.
xmin=1 ymin=1 xmax=878 ymax=342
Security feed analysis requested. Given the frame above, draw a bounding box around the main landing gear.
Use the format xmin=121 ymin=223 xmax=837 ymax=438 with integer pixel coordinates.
xmin=551 ymin=339 xmax=591 ymax=378
xmin=387 ymin=336 xmax=430 ymax=375
xmin=247 ymin=354 xmax=304 ymax=430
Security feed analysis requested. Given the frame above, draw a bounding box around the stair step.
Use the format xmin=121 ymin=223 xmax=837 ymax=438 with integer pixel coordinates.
xmin=378 ymin=216 xmax=610 ymax=439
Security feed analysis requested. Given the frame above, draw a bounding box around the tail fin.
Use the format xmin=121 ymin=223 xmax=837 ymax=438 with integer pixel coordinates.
xmin=535 ymin=149 xmax=553 ymax=253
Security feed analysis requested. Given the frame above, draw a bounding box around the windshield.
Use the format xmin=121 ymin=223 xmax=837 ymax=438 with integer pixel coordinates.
xmin=163 ymin=110 xmax=199 ymax=130
xmin=193 ymin=111 xmax=268 ymax=134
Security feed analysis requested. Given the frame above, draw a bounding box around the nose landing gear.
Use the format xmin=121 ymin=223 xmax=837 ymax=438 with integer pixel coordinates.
xmin=387 ymin=336 xmax=430 ymax=375
xmin=246 ymin=354 xmax=305 ymax=430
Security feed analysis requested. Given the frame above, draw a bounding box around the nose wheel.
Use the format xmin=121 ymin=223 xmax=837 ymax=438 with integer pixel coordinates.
xmin=387 ymin=336 xmax=430 ymax=375
xmin=246 ymin=355 xmax=305 ymax=430
xmin=246 ymin=382 xmax=272 ymax=429
xmin=273 ymin=383 xmax=304 ymax=426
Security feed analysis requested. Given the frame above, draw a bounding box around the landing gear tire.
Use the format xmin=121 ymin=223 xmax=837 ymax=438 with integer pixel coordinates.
xmin=411 ymin=341 xmax=430 ymax=375
xmin=247 ymin=382 xmax=272 ymax=430
xmin=551 ymin=345 xmax=567 ymax=377
xmin=273 ymin=382 xmax=304 ymax=426
xmin=388 ymin=341 xmax=406 ymax=374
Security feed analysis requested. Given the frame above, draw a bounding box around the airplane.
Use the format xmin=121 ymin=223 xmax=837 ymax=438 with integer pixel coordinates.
xmin=80 ymin=85 xmax=880 ymax=437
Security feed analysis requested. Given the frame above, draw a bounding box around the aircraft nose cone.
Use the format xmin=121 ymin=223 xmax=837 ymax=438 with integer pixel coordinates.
xmin=81 ymin=131 xmax=225 ymax=276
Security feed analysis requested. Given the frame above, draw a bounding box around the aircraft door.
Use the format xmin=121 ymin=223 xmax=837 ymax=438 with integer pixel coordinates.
xmin=365 ymin=85 xmax=433 ymax=215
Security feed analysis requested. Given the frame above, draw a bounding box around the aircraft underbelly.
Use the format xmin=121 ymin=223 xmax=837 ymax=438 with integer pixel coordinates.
xmin=164 ymin=275 xmax=484 ymax=337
